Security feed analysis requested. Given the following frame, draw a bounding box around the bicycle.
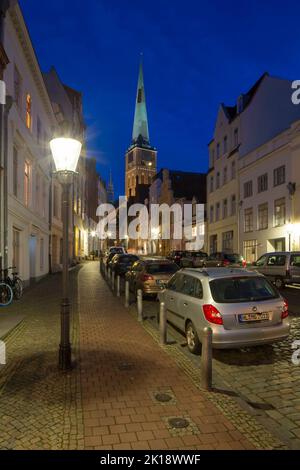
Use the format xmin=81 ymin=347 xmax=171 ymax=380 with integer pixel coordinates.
xmin=0 ymin=267 xmax=23 ymax=301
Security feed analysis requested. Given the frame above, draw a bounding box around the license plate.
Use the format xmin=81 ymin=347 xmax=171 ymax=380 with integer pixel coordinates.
xmin=238 ymin=312 xmax=270 ymax=322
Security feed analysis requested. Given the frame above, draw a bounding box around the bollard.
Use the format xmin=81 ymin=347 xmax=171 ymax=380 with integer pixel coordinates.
xmin=125 ymin=280 xmax=130 ymax=308
xmin=137 ymin=289 xmax=143 ymax=322
xmin=112 ymin=271 xmax=115 ymax=291
xmin=108 ymin=268 xmax=111 ymax=285
xmin=159 ymin=301 xmax=167 ymax=345
xmin=201 ymin=327 xmax=212 ymax=391
xmin=116 ymin=275 xmax=121 ymax=297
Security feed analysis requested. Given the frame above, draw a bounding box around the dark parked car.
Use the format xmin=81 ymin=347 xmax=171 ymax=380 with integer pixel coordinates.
xmin=180 ymin=251 xmax=208 ymax=268
xmin=125 ymin=258 xmax=179 ymax=296
xmin=204 ymin=253 xmax=246 ymax=268
xmin=167 ymin=251 xmax=187 ymax=266
xmin=109 ymin=254 xmax=139 ymax=277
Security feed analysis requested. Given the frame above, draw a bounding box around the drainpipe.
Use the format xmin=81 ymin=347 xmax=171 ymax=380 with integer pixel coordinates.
xmin=3 ymin=95 xmax=12 ymax=274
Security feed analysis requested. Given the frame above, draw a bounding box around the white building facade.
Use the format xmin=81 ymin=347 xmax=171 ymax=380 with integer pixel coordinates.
xmin=2 ymin=3 xmax=56 ymax=285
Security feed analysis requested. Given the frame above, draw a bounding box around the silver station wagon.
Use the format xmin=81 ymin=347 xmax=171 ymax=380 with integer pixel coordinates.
xmin=158 ymin=268 xmax=290 ymax=353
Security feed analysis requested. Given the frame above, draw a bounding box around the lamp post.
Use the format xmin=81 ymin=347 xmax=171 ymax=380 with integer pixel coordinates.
xmin=50 ymin=137 xmax=82 ymax=370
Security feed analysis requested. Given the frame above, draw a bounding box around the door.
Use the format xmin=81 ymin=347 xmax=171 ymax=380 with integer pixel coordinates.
xmin=164 ymin=273 xmax=184 ymax=328
xmin=177 ymin=275 xmax=203 ymax=332
xmin=29 ymin=235 xmax=37 ymax=280
xmin=289 ymin=253 xmax=300 ymax=283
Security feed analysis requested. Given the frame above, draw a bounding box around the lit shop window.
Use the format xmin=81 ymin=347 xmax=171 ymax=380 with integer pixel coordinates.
xmin=26 ymin=94 xmax=32 ymax=130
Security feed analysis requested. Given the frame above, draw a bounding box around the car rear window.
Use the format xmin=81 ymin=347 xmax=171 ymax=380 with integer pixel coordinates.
xmin=209 ymin=277 xmax=279 ymax=303
xmin=224 ymin=253 xmax=243 ymax=262
xmin=119 ymin=256 xmax=138 ymax=263
xmin=111 ymin=248 xmax=124 ymax=254
xmin=146 ymin=263 xmax=178 ymax=274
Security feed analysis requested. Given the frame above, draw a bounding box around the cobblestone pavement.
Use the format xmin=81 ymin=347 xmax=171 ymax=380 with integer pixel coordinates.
xmin=136 ymin=286 xmax=300 ymax=450
xmin=0 ymin=261 xmax=292 ymax=450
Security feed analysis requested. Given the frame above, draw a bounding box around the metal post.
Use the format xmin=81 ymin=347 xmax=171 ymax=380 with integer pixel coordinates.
xmin=137 ymin=289 xmax=143 ymax=322
xmin=116 ymin=275 xmax=120 ymax=297
xmin=59 ymin=178 xmax=72 ymax=370
xmin=112 ymin=270 xmax=115 ymax=290
xmin=201 ymin=327 xmax=212 ymax=391
xmin=159 ymin=301 xmax=167 ymax=345
xmin=125 ymin=280 xmax=130 ymax=308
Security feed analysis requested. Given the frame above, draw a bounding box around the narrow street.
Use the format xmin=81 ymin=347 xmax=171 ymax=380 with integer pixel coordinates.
xmin=0 ymin=261 xmax=290 ymax=450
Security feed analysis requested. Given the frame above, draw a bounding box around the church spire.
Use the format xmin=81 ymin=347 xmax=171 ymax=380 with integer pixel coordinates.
xmin=107 ymin=169 xmax=114 ymax=203
xmin=132 ymin=55 xmax=150 ymax=146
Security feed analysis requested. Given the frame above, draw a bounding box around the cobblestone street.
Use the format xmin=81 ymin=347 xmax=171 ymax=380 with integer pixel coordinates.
xmin=0 ymin=261 xmax=297 ymax=450
xmin=139 ymin=287 xmax=300 ymax=450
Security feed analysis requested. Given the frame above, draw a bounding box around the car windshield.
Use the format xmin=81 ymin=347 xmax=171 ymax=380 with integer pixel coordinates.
xmin=224 ymin=253 xmax=243 ymax=262
xmin=146 ymin=263 xmax=178 ymax=274
xmin=209 ymin=276 xmax=279 ymax=303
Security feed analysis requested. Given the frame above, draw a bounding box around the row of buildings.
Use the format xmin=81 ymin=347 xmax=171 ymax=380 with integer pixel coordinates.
xmin=0 ymin=1 xmax=109 ymax=285
xmin=122 ymin=63 xmax=300 ymax=262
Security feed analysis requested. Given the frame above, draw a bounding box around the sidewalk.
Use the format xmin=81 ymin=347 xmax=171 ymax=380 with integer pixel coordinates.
xmin=78 ymin=263 xmax=256 ymax=450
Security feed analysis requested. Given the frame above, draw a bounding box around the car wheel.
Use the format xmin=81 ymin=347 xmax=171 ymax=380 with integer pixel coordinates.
xmin=274 ymin=277 xmax=285 ymax=289
xmin=185 ymin=321 xmax=201 ymax=354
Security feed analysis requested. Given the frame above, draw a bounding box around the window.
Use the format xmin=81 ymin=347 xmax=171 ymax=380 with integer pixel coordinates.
xmin=291 ymin=254 xmax=300 ymax=267
xmin=13 ymin=146 xmax=18 ymax=197
xmin=222 ymin=231 xmax=233 ymax=253
xmin=24 ymin=160 xmax=31 ymax=207
xmin=210 ymin=176 xmax=214 ymax=193
xmin=210 ymin=277 xmax=279 ymax=304
xmin=223 ymin=199 xmax=228 ymax=219
xmin=258 ymin=173 xmax=268 ymax=193
xmin=234 ymin=128 xmax=239 ymax=147
xmin=14 ymin=65 xmax=22 ymax=110
xmin=216 ymin=203 xmax=220 ymax=221
xmin=223 ymin=166 xmax=227 ymax=185
xmin=255 ymin=255 xmax=267 ymax=267
xmin=231 ymin=161 xmax=236 ymax=179
xmin=274 ymin=165 xmax=285 ymax=186
xmin=274 ymin=198 xmax=285 ymax=226
xmin=244 ymin=180 xmax=253 ymax=198
xmin=267 ymin=255 xmax=286 ymax=266
xmin=216 ymin=172 xmax=220 ymax=189
xmin=223 ymin=135 xmax=228 ymax=154
xmin=258 ymin=203 xmax=268 ymax=230
xmin=180 ymin=275 xmax=202 ymax=298
xmin=244 ymin=208 xmax=253 ymax=232
xmin=12 ymin=228 xmax=21 ymax=272
xmin=210 ymin=235 xmax=218 ymax=253
xmin=231 ymin=195 xmax=236 ymax=216
xmin=210 ymin=205 xmax=214 ymax=223
xmin=26 ymin=94 xmax=32 ymax=130
xmin=217 ymin=143 xmax=220 ymax=159
xmin=40 ymin=238 xmax=44 ymax=270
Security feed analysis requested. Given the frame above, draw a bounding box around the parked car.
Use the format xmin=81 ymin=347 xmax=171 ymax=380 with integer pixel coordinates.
xmin=109 ymin=254 xmax=139 ymax=277
xmin=250 ymin=251 xmax=300 ymax=289
xmin=204 ymin=252 xmax=246 ymax=268
xmin=108 ymin=246 xmax=126 ymax=255
xmin=167 ymin=251 xmax=187 ymax=266
xmin=125 ymin=258 xmax=179 ymax=296
xmin=158 ymin=268 xmax=290 ymax=353
xmin=180 ymin=251 xmax=208 ymax=268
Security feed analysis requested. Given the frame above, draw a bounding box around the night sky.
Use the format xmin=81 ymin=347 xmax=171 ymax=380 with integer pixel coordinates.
xmin=20 ymin=0 xmax=300 ymax=196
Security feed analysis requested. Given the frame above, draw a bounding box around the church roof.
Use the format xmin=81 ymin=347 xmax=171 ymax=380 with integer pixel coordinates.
xmin=132 ymin=58 xmax=150 ymax=146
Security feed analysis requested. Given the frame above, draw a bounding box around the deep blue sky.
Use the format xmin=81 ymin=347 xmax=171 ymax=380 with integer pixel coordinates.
xmin=20 ymin=0 xmax=300 ymax=196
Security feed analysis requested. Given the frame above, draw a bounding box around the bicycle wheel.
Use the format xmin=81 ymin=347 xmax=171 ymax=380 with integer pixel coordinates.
xmin=0 ymin=283 xmax=13 ymax=307
xmin=13 ymin=278 xmax=23 ymax=300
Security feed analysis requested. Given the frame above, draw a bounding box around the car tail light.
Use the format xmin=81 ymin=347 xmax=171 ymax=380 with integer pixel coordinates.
xmin=142 ymin=274 xmax=154 ymax=281
xmin=222 ymin=259 xmax=230 ymax=267
xmin=281 ymin=300 xmax=289 ymax=319
xmin=202 ymin=304 xmax=223 ymax=325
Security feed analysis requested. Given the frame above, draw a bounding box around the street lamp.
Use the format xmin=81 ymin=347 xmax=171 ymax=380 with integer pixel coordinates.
xmin=50 ymin=137 xmax=82 ymax=370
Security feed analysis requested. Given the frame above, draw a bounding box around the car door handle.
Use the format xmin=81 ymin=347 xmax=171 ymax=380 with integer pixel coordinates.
xmin=169 ymin=297 xmax=174 ymax=301
xmin=183 ymin=302 xmax=188 ymax=307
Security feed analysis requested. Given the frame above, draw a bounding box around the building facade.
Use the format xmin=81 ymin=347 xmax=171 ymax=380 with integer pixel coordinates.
xmin=2 ymin=2 xmax=57 ymax=284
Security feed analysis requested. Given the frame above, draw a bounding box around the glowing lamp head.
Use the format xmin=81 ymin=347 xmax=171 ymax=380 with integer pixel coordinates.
xmin=50 ymin=137 xmax=82 ymax=173
xmin=91 ymin=230 xmax=96 ymax=238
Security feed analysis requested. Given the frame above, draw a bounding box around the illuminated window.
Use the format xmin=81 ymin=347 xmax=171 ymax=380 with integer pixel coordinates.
xmin=26 ymin=94 xmax=32 ymax=130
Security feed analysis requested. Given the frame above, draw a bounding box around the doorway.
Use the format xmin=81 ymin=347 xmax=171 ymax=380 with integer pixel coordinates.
xmin=29 ymin=235 xmax=37 ymax=280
